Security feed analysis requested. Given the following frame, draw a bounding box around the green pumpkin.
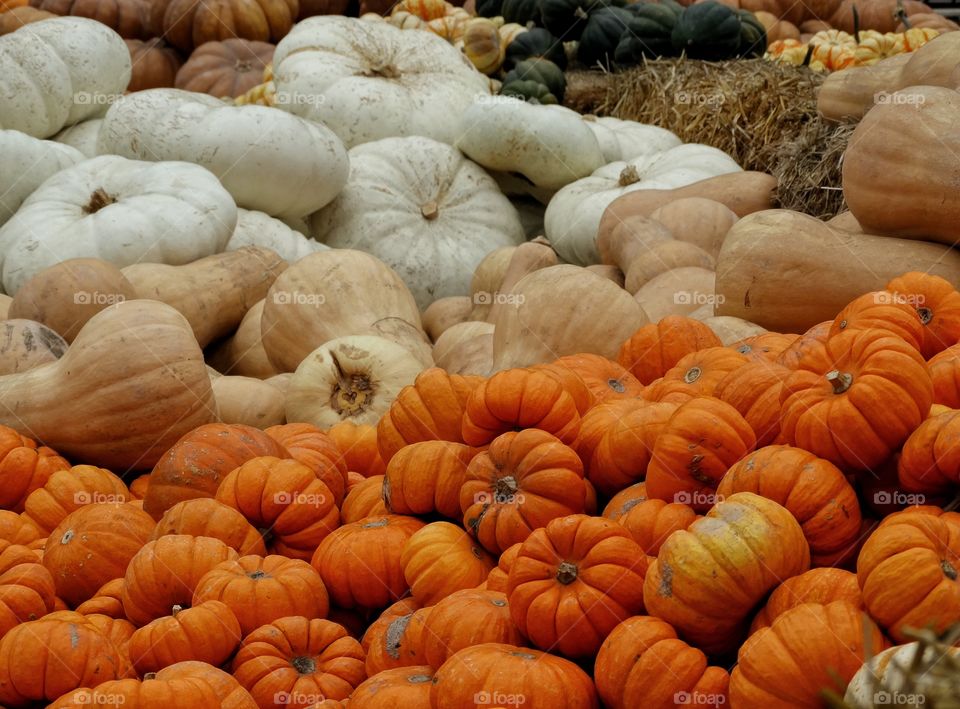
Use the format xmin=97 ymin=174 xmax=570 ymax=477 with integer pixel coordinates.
xmin=500 ymin=79 xmax=560 ymax=104
xmin=737 ymin=9 xmax=767 ymax=57
xmin=539 ymin=0 xmax=627 ymax=42
xmin=475 ymin=0 xmax=504 ymax=16
xmin=577 ymin=6 xmax=634 ymax=68
xmin=503 ymin=58 xmax=566 ymax=101
xmin=670 ymin=1 xmax=741 ymax=60
xmin=613 ymin=1 xmax=683 ymax=64
xmin=501 ymin=0 xmax=542 ymax=25
xmin=503 ymin=27 xmax=567 ymax=70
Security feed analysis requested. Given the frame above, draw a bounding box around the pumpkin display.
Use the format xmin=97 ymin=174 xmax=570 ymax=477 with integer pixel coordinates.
xmin=712 ymin=359 xmax=789 ymax=445
xmin=401 ymin=521 xmax=495 ymax=605
xmin=644 ymin=492 xmax=810 ymax=654
xmin=125 ymin=38 xmax=181 ymax=91
xmin=327 ymin=421 xmax=385 ymax=477
xmin=383 ymin=441 xmax=475 ymax=518
xmin=749 ymin=567 xmax=863 ymax=633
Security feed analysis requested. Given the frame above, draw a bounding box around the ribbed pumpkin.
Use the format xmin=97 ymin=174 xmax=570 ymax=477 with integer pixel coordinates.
xmin=776 ymin=320 xmax=831 ymax=370
xmin=602 ymin=482 xmax=648 ymax=521
xmin=857 ymin=509 xmax=960 ymax=642
xmin=265 ymin=423 xmax=348 ymax=506
xmin=655 ymin=347 xmax=750 ymax=399
xmin=362 ymin=598 xmax=428 ymax=674
xmin=546 ymin=353 xmax=644 ymax=403
xmin=327 ymin=421 xmax=386 ymax=477
xmin=507 ymin=514 xmax=649 ymax=658
xmin=75 ymin=578 xmax=125 ymax=618
xmin=716 ymin=445 xmax=862 ymax=565
xmin=886 ymin=272 xmax=960 ymax=358
xmin=529 ymin=361 xmax=595 ymax=414
xmin=713 ymin=359 xmax=789 ymax=447
xmin=0 ymin=540 xmax=56 ymax=637
xmin=401 ymin=522 xmax=495 ymax=606
xmin=618 ymin=316 xmax=722 ymax=385
xmin=927 ymin=344 xmax=960 ymax=408
xmin=383 ymin=441 xmax=476 ymax=519
xmin=461 ymin=368 xmax=581 ymax=446
xmin=340 ymin=475 xmax=388 ymax=524
xmin=616 ymin=498 xmax=698 ymax=556
xmin=231 ymin=617 xmax=366 ymax=707
xmin=0 ymin=426 xmax=68 ymax=512
xmin=347 ymin=666 xmax=434 ymax=707
xmin=645 ymin=397 xmax=756 ymax=512
xmin=421 ymin=589 xmax=523 ymax=669
xmin=150 ymin=498 xmax=267 ymax=555
xmin=749 ymin=568 xmax=863 ymax=633
xmin=215 ymin=456 xmax=340 ymax=560
xmin=730 ymin=601 xmax=888 ymax=708
xmin=897 ymin=409 xmax=960 ymax=495
xmin=460 ymin=429 xmax=587 ymax=555
xmin=42 ymin=502 xmax=156 ymax=607
xmin=644 ymin=493 xmax=811 ymax=655
xmin=311 ymin=515 xmax=425 ymax=609
xmin=829 ymin=290 xmax=924 ymax=351
xmin=779 ymin=329 xmax=933 ymax=471
xmin=23 ymin=466 xmax=129 ymax=534
xmin=0 ymin=511 xmax=41 ymax=546
xmin=574 ymin=398 xmax=649 ymax=476
xmin=595 ymin=615 xmax=730 ymax=709
xmin=484 ymin=542 xmax=521 ymax=594
xmin=462 ymin=17 xmax=505 ymax=74
xmin=731 ymin=332 xmax=799 ymax=363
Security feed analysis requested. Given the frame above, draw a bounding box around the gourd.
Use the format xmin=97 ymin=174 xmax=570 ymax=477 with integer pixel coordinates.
xmin=714 ymin=210 xmax=960 ymax=332
xmin=0 ymin=130 xmax=84 ymax=227
xmin=650 ymin=197 xmax=738 ymax=259
xmin=121 ymin=246 xmax=287 ymax=347
xmin=0 ymin=300 xmax=216 ymax=469
xmin=97 ymin=88 xmax=349 ymax=219
xmin=227 ymin=208 xmax=327 ymax=263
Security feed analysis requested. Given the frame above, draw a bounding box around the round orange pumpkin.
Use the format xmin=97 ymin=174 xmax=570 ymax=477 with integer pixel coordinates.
xmin=175 ymin=38 xmax=274 ymax=97
xmin=75 ymin=578 xmax=125 ymax=618
xmin=484 ymin=541 xmax=521 ymax=594
xmin=361 ymin=597 xmax=426 ymax=675
xmin=545 ymin=353 xmax=644 ymax=403
xmin=775 ymin=320 xmax=831 ymax=370
xmin=327 ymin=420 xmax=386 ymax=477
xmin=265 ymin=423 xmax=348 ymax=506
xmin=898 ymin=409 xmax=960 ymax=495
xmin=602 ymin=482 xmax=648 ymax=521
xmin=0 ymin=540 xmax=56 ymax=638
xmin=23 ymin=465 xmax=129 ymax=534
xmin=927 ymin=344 xmax=960 ymax=408
xmin=573 ymin=398 xmax=648 ymax=475
xmin=656 ymin=346 xmax=750 ymax=398
xmin=617 ymin=498 xmax=698 ymax=556
xmin=829 ymin=290 xmax=924 ymax=351
xmin=0 ymin=510 xmax=41 ymax=546
xmin=347 ymin=666 xmax=433 ymax=707
xmin=400 ymin=521 xmax=495 ymax=606
xmin=125 ymin=38 xmax=182 ymax=91
xmin=713 ymin=359 xmax=789 ymax=446
xmin=420 ymin=588 xmax=523 ymax=670
xmin=887 ymin=272 xmax=960 ymax=358
xmin=383 ymin=441 xmax=476 ymax=519
xmin=731 ymin=332 xmax=798 ymax=362
xmin=749 ymin=567 xmax=863 ymax=633
xmin=617 ymin=316 xmax=722 ymax=385
xmin=150 ymin=497 xmax=266 ymax=555
xmin=340 ymin=475 xmax=388 ymax=524
xmin=148 ymin=0 xmax=296 ymax=53
xmin=0 ymin=425 xmax=68 ymax=513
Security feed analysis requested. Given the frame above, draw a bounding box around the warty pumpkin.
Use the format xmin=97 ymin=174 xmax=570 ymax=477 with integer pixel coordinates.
xmin=886 ymin=271 xmax=960 ymax=358
xmin=0 ymin=425 xmax=68 ymax=512
xmin=749 ymin=567 xmax=863 ymax=633
xmin=401 ymin=521 xmax=495 ymax=605
xmin=383 ymin=440 xmax=476 ymax=519
xmin=150 ymin=498 xmax=267 ymax=555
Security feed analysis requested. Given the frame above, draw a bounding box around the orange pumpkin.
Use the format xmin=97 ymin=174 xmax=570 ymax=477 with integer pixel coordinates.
xmin=461 ymin=368 xmax=581 ymax=446
xmin=545 ymin=353 xmax=644 ymax=403
xmin=779 ymin=329 xmax=933 ymax=471
xmin=617 ymin=498 xmax=698 ymax=556
xmin=595 ymin=615 xmax=730 ymax=709
xmin=347 ymin=666 xmax=434 ymax=707
xmin=731 ymin=332 xmax=799 ymax=363
xmin=383 ymin=440 xmax=476 ymax=519
xmin=150 ymin=497 xmax=267 ymax=555
xmin=328 ymin=420 xmax=386 ymax=477
xmin=886 ymin=272 xmax=960 ymax=358
xmin=716 ymin=445 xmax=862 ymax=565
xmin=927 ymin=344 xmax=960 ymax=408
xmin=507 ymin=514 xmax=649 ymax=658
xmin=775 ymin=320 xmax=831 ymax=370
xmin=0 ymin=426 xmax=68 ymax=512
xmin=174 ymin=38 xmax=274 ymax=98
xmin=0 ymin=511 xmax=41 ymax=546
xmin=421 ymin=588 xmax=523 ymax=670
xmin=460 ymin=429 xmax=587 ymax=555
xmin=897 ymin=409 xmax=960 ymax=495
xmin=401 ymin=522 xmax=495 ymax=606
xmin=749 ymin=568 xmax=863 ymax=633
xmin=602 ymin=482 xmax=649 ymax=521
xmin=75 ymin=578 xmax=125 ymax=618
xmin=573 ymin=398 xmax=648 ymax=473
xmin=829 ymin=290 xmax=924 ymax=351
xmin=713 ymin=360 xmax=789 ymax=446
xmin=655 ymin=347 xmax=749 ymax=399
xmin=361 ymin=597 xmax=427 ymax=675
xmin=0 ymin=541 xmax=56 ymax=638
xmin=23 ymin=465 xmax=129 ymax=534
xmin=340 ymin=474 xmax=388 ymax=524
xmin=617 ymin=316 xmax=722 ymax=385
xmin=265 ymin=423 xmax=348 ymax=506
xmin=484 ymin=542 xmax=521 ymax=594
xmin=530 ymin=361 xmax=595 ymax=415
xmin=645 ymin=397 xmax=756 ymax=512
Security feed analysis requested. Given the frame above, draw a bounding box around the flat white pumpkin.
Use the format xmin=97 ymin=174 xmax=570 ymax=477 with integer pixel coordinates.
xmin=96 ymin=89 xmax=349 ymax=219
xmin=272 ymin=16 xmax=490 ymax=148
xmin=0 ymin=18 xmax=130 ymax=139
xmin=52 ymin=118 xmax=102 ymax=157
xmin=0 ymin=155 xmax=236 ymax=294
xmin=456 ymin=97 xmax=606 ymax=191
xmin=310 ymin=135 xmax=525 ymax=309
xmin=580 ymin=115 xmax=683 ymax=162
xmin=544 ymin=144 xmax=743 ymax=266
xmin=0 ymin=130 xmax=84 ymax=227
xmin=228 ymin=208 xmax=328 ymax=263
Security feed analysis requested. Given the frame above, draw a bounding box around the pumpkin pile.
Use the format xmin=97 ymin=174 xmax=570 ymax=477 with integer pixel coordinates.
xmin=766 ymin=26 xmax=939 ymax=71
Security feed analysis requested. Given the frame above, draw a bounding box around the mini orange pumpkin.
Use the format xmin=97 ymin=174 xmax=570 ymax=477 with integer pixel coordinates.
xmin=829 ymin=290 xmax=924 ymax=351
xmin=0 ymin=425 xmax=68 ymax=512
xmin=731 ymin=332 xmax=798 ymax=363
xmin=0 ymin=540 xmax=56 ymax=638
xmin=383 ymin=440 xmax=476 ymax=519
xmin=573 ymin=398 xmax=648 ymax=473
xmin=713 ymin=360 xmax=789 ymax=447
xmin=421 ymin=588 xmax=523 ymax=670
xmin=484 ymin=542 xmax=521 ymax=594
xmin=347 ymin=666 xmax=434 ymax=707
xmin=0 ymin=511 xmax=41 ymax=546
xmin=616 ymin=498 xmax=698 ymax=556
xmin=361 ymin=597 xmax=427 ymax=675
xmin=545 ymin=353 xmax=644 ymax=403
xmin=340 ymin=474 xmax=388 ymax=524
xmin=401 ymin=522 xmax=495 ymax=606
xmin=749 ymin=567 xmax=863 ymax=634
xmin=776 ymin=320 xmax=831 ymax=370
xmin=887 ymin=272 xmax=960 ymax=358
xmin=75 ymin=578 xmax=125 ymax=618
xmin=150 ymin=497 xmax=267 ymax=555
xmin=602 ymin=482 xmax=648 ymax=521
xmin=327 ymin=420 xmax=385 ymax=477
xmin=23 ymin=465 xmax=129 ymax=534
xmin=265 ymin=423 xmax=348 ymax=506
xmin=617 ymin=316 xmax=722 ymax=385
xmin=927 ymin=344 xmax=960 ymax=408
xmin=656 ymin=347 xmax=750 ymax=399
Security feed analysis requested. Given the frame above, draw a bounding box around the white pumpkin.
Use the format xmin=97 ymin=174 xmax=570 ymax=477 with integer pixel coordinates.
xmin=310 ymin=135 xmax=525 ymax=309
xmin=52 ymin=118 xmax=102 ymax=157
xmin=0 ymin=155 xmax=236 ymax=294
xmin=96 ymin=89 xmax=349 ymax=219
xmin=0 ymin=130 xmax=84 ymax=227
xmin=845 ymin=642 xmax=960 ymax=705
xmin=544 ymin=144 xmax=743 ymax=266
xmin=272 ymin=16 xmax=490 ymax=148
xmin=456 ymin=97 xmax=606 ymax=192
xmin=228 ymin=209 xmax=328 ymax=263
xmin=580 ymin=115 xmax=682 ymax=162
xmin=0 ymin=18 xmax=130 ymax=138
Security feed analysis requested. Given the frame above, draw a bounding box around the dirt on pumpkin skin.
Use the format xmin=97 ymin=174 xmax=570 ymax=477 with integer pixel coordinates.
xmin=657 ymin=561 xmax=673 ymax=598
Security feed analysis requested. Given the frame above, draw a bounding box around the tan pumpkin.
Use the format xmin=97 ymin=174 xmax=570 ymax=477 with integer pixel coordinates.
xmin=175 ymin=38 xmax=275 ymax=98
xmin=125 ymin=38 xmax=182 ymax=91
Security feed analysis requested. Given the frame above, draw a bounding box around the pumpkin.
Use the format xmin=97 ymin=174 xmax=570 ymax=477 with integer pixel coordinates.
xmin=127 ymin=600 xmax=241 ymax=675
xmin=617 ymin=316 xmax=722 ymax=385
xmin=0 ymin=130 xmax=83 ymax=228
xmin=886 ymin=272 xmax=960 ymax=358
xmin=816 ymin=52 xmax=912 ymax=122
xmin=644 ymin=492 xmax=810 ymax=655
xmin=779 ymin=329 xmax=933 ymax=471
xmin=928 ymin=344 xmax=960 ymax=407
xmin=712 ymin=359 xmax=788 ymax=445
xmin=484 ymin=542 xmax=521 ymax=594
xmin=898 ymin=12 xmax=959 ymax=33
xmin=645 ymin=397 xmax=756 ymax=512
xmin=43 ymin=502 xmax=155 ymax=607
xmin=226 ymin=210 xmax=326 ymax=265
xmin=193 ymin=554 xmax=329 ymax=635
xmin=432 ymin=321 xmax=494 ymax=376
xmin=617 ymin=498 xmax=698 ymax=556
xmin=265 ymin=423 xmax=348 ymax=504
xmin=750 ymin=568 xmax=863 ymax=633
xmin=422 ymin=296 xmax=473 ymax=342
xmin=897 ymin=409 xmax=960 ymax=495
xmin=460 ymin=429 xmax=587 ymax=555
xmin=830 ymin=0 xmax=928 ymax=32
xmin=731 ymin=332 xmax=798 ymax=362
xmin=340 ymin=476 xmax=388 ymax=524
xmin=0 ymin=17 xmax=131 ymax=139
xmin=51 ymin=118 xmax=102 ymax=157
xmin=615 ymin=0 xmax=684 ymax=62
xmin=232 ymin=616 xmax=366 ymax=706
xmin=545 ymin=353 xmax=644 ymax=403
xmin=383 ymin=441 xmax=476 ymax=519
xmin=175 ymin=38 xmax=273 ymax=97
xmin=150 ymin=499 xmax=266 ymax=556
xmin=208 ymin=301 xmax=282 ymax=380
xmin=143 ymin=423 xmax=289 ymax=520
xmin=377 ymin=368 xmax=481 ymax=462
xmin=430 ymin=643 xmax=599 ymax=709
xmin=348 ymin=666 xmax=434 ymax=707
xmin=603 ymin=482 xmax=649 ymax=520
xmin=574 ymin=398 xmax=646 ymax=472
xmin=845 ymin=641 xmax=960 ymax=706
xmin=462 ymin=17 xmax=504 ymax=74
xmin=655 ymin=346 xmax=749 ymax=398
xmin=714 ymin=210 xmax=960 ymax=332
xmin=209 ymin=374 xmax=285 ymax=428
xmin=421 ymin=589 xmax=522 ymax=670
xmin=32 ymin=0 xmax=149 ymax=37
xmin=311 ymin=515 xmax=425 ymax=609
xmin=328 ymin=421 xmax=386 ymax=477
xmin=0 ymin=426 xmax=68 ymax=512
xmin=0 ymin=5 xmax=55 ymax=33
xmin=75 ymin=578 xmax=124 ymax=618
xmin=858 ymin=508 xmax=960 ymax=641
xmin=272 ymin=17 xmax=490 ymax=148
xmin=776 ymin=320 xmax=831 ymax=369
xmin=718 ymin=445 xmax=862 ymax=565
xmin=125 ymin=38 xmax=181 ymax=91
xmin=829 ymin=290 xmax=924 ymax=351
xmin=401 ymin=522 xmax=495 ymax=605
xmin=502 ymin=58 xmax=566 ymax=103
xmin=261 ymin=250 xmax=423 ymax=373
xmin=147 ymin=0 xmax=293 ymax=53
xmin=121 ymin=534 xmax=239 ymax=627
xmin=503 ymin=27 xmax=566 ymax=70
xmin=362 ymin=598 xmax=428 ymax=674
xmin=578 ymin=6 xmax=634 ymax=67
xmin=730 ymin=601 xmax=888 ymax=707
xmin=670 ymin=2 xmax=743 ymax=58
xmin=0 ymin=541 xmax=56 ymax=637
xmin=595 ymin=615 xmax=730 ymax=709
xmin=0 ymin=510 xmax=42 ymax=545
xmin=214 ymin=456 xmax=340 ymax=560
xmin=23 ymin=466 xmax=128 ymax=534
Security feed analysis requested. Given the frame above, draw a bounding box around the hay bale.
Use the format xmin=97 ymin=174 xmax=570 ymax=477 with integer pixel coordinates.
xmin=564 ymin=58 xmax=857 ymax=219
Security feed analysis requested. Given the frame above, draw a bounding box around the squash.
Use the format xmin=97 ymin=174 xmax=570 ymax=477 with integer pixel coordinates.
xmin=0 ymin=155 xmax=237 ymax=295
xmin=432 ymin=321 xmax=494 ymax=375
xmin=503 ymin=58 xmax=565 ymax=102
xmin=174 ymin=38 xmax=274 ymax=98
xmin=261 ymin=250 xmax=423 ymax=373
xmin=210 ymin=374 xmax=285 ymax=427
xmin=468 ymin=247 xmax=517 ymax=321
xmin=273 ymin=17 xmax=490 ymax=148
xmin=227 ymin=208 xmax=327 ymax=263
xmin=120 ymin=246 xmax=286 ymax=348
xmin=0 ymin=129 xmax=84 ymax=228
xmin=503 ymin=26 xmax=566 ymax=69
xmin=817 ymin=52 xmax=909 ymax=122
xmin=702 ymin=315 xmax=766 ymax=344
xmin=0 ymin=320 xmax=66 ymax=374
xmin=843 ymin=85 xmax=960 ymax=245
xmin=484 ymin=240 xmax=559 ymax=326
xmin=0 ymin=5 xmax=55 ymax=34
xmin=97 ymin=89 xmax=349 ymax=219
xmin=0 ymin=17 xmax=131 ymax=138
xmin=207 ymin=300 xmax=278 ymax=379
xmin=624 ymin=241 xmax=715 ymax=293
xmin=899 ymin=32 xmax=960 ymax=87
xmin=0 ymin=300 xmax=215 ymax=469
xmin=462 ymin=17 xmax=504 ymax=75
xmin=51 ymin=118 xmax=101 ymax=157
xmin=578 ymin=6 xmax=634 ymax=68
xmin=714 ymin=210 xmax=960 ymax=332
xmin=500 ymin=79 xmax=559 ymax=105
xmin=580 ymin=115 xmax=682 ymax=163
xmin=898 ymin=12 xmax=960 ymax=33
xmin=125 ymin=38 xmax=181 ymax=92
xmin=422 ymin=297 xmax=472 ymax=341
xmin=634 ymin=266 xmax=716 ymax=322
xmin=650 ymin=197 xmax=737 ymax=259
xmin=615 ymin=0 xmax=683 ymax=62
xmin=540 ymin=0 xmax=626 ymax=41
xmin=671 ymin=1 xmax=743 ymax=59
xmin=309 ymin=136 xmax=524 ymax=309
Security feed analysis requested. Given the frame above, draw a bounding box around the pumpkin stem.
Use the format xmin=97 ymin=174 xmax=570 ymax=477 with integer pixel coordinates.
xmin=171 ymin=604 xmax=183 ymax=616
xmin=144 ymin=673 xmax=157 ymax=680
xmin=235 ymin=58 xmax=254 ymax=72
xmin=607 ymin=378 xmax=626 ymax=393
xmin=365 ymin=62 xmax=401 ymax=79
xmin=84 ymin=188 xmax=116 ymax=214
xmin=618 ymin=164 xmax=640 ymax=186
xmin=852 ymin=4 xmax=861 ymax=43
xmin=917 ymin=306 xmax=933 ymax=324
xmin=493 ymin=475 xmax=519 ymax=503
xmin=556 ymin=561 xmax=579 ymax=584
xmin=942 ymin=560 xmax=958 ymax=580
xmin=363 ymin=517 xmax=390 ymax=529
xmin=247 ymin=570 xmax=269 ymax=580
xmin=826 ymin=370 xmax=853 ymax=394
xmin=895 ymin=0 xmax=910 ymax=28
xmin=291 ymin=655 xmax=318 ymax=675
xmin=683 ymin=366 xmax=702 ymax=384
xmin=801 ymin=43 xmax=815 ymax=67
xmin=420 ymin=201 xmax=439 ymax=220
xmin=408 ymin=674 xmax=432 ymax=683
xmin=329 ymin=351 xmax=374 ymax=416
